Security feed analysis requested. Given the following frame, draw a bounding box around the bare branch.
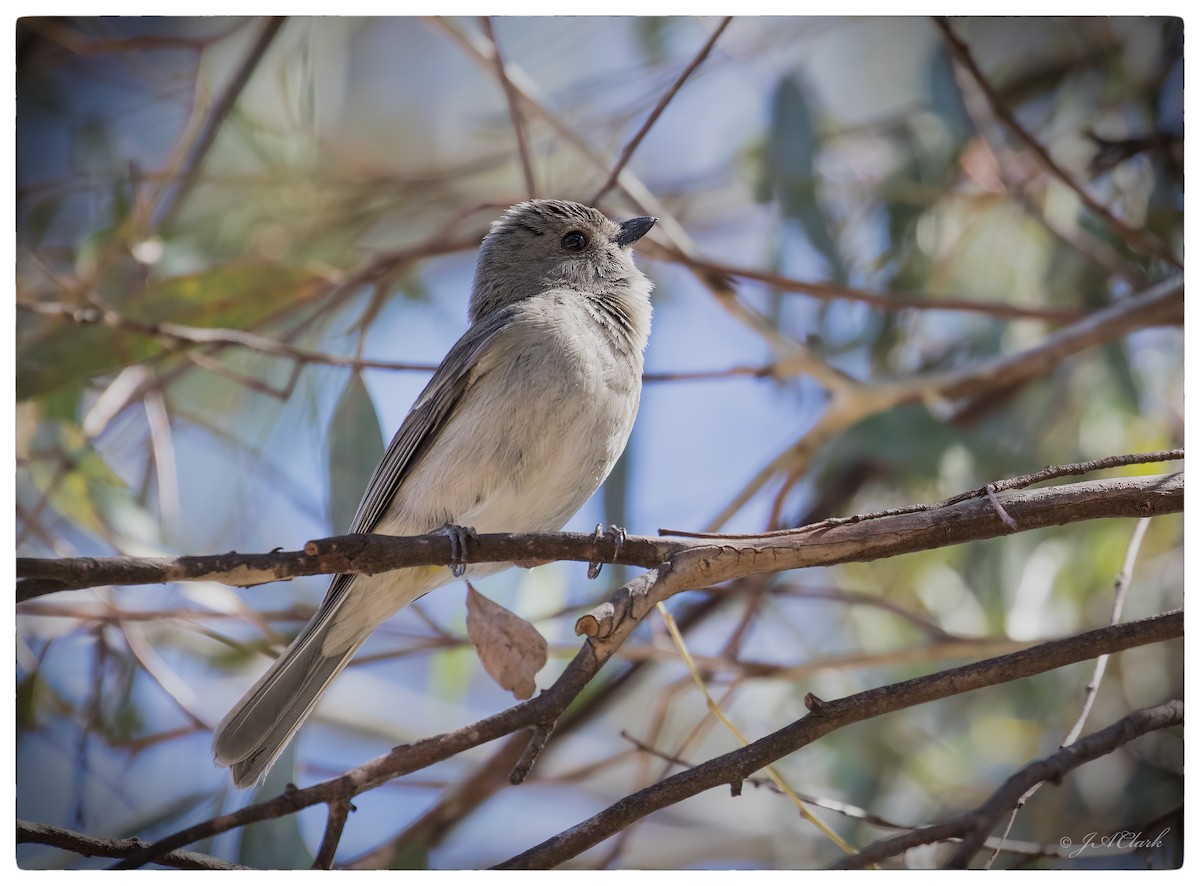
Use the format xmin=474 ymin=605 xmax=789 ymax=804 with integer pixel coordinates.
xmin=986 ymin=514 xmax=1153 ymax=866
xmin=152 ymin=17 xmax=287 ymax=230
xmin=492 ymin=616 xmax=1182 ymax=869
xmin=481 ymin=17 xmax=537 ymax=198
xmin=15 ymin=300 xmax=441 ymax=375
xmin=16 ymin=819 xmax=250 ymax=870
xmin=933 ymin=17 xmax=1181 ymax=269
xmin=646 ymin=246 xmax=1085 ymax=323
xmin=17 ymin=470 xmax=1183 ymax=601
xmin=836 ymin=700 xmax=1183 ymax=869
xmin=591 ymin=17 xmax=733 ymax=204
xmin=312 ymin=799 xmax=354 ymax=870
xmin=707 ymin=275 xmax=1182 ymax=528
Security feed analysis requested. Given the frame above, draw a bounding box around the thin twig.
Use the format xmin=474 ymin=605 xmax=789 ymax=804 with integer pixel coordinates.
xmin=492 ymin=615 xmax=1182 ymax=868
xmin=702 ymin=276 xmax=1182 ymax=530
xmin=16 ymin=819 xmax=250 ymax=870
xmin=984 ymin=483 xmax=1018 ymax=530
xmin=985 ymin=515 xmax=1153 ymax=868
xmin=933 ymin=17 xmax=1181 ymax=269
xmin=665 ymin=449 xmax=1184 ymax=540
xmin=837 ymin=700 xmax=1183 ymax=869
xmin=591 ymin=17 xmax=733 ymax=204
xmin=1064 ymin=516 xmax=1152 ymax=745
xmin=646 ymin=246 xmax=1086 ymax=323
xmin=312 ymin=799 xmax=354 ymax=870
xmin=943 ymin=58 xmax=1145 ymax=289
xmin=152 ymin=17 xmax=287 ymax=230
xmin=481 ymin=17 xmax=536 ymax=198
xmin=16 ymin=300 xmax=442 ymax=375
xmin=508 ymin=722 xmax=556 ymax=785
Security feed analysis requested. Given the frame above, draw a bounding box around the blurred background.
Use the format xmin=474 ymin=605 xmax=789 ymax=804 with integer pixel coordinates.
xmin=15 ymin=16 xmax=1183 ymax=869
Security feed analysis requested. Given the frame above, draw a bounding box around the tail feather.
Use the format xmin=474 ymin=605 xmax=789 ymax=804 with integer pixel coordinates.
xmin=213 ymin=605 xmax=364 ymax=788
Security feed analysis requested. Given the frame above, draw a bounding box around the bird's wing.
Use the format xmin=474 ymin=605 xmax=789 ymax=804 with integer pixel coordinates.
xmin=317 ymin=306 xmax=519 ymax=607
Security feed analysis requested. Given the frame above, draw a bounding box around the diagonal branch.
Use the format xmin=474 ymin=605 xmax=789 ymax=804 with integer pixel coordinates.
xmin=644 ymin=246 xmax=1085 ymax=323
xmin=591 ymin=16 xmax=733 ymax=204
xmin=492 ymin=614 xmax=1182 ymax=868
xmin=933 ymin=17 xmax=1182 ymax=270
xmin=835 ymin=700 xmax=1183 ymax=869
xmin=102 ymin=608 xmax=1179 ymax=870
xmin=16 ymin=819 xmax=250 ymax=870
xmin=481 ymin=17 xmax=537 ymax=198
xmin=152 ymin=17 xmax=287 ymax=231
xmin=706 ymin=275 xmax=1182 ymax=529
xmin=16 ymin=299 xmax=442 ymax=374
xmin=311 ymin=799 xmax=354 ymax=870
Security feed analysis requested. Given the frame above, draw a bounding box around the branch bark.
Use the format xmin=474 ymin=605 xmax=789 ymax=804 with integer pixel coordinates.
xmin=836 ymin=700 xmax=1184 ymax=869
xmin=17 ymin=471 xmax=1182 ymax=601
xmin=492 ymin=613 xmax=1183 ymax=869
xmin=19 ymin=466 xmax=1181 ymax=870
xmin=102 ymin=608 xmax=1180 ymax=870
xmin=16 ymin=819 xmax=250 ymax=870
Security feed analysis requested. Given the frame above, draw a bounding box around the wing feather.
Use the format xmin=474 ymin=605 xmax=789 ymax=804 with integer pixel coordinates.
xmin=314 ymin=307 xmax=518 ymax=611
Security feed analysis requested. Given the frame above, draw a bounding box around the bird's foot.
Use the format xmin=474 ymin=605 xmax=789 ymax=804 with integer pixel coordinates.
xmin=438 ymin=523 xmax=478 ymax=577
xmin=587 ymin=523 xmax=626 ymax=579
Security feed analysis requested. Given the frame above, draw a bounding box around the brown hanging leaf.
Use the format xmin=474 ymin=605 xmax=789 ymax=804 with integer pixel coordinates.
xmin=465 ymin=583 xmax=548 ymax=700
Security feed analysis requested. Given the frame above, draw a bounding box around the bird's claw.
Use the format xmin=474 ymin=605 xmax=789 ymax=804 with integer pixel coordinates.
xmin=438 ymin=524 xmax=477 ymax=577
xmin=587 ymin=523 xmax=626 ymax=579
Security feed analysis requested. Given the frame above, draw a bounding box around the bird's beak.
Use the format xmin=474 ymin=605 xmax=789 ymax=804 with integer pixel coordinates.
xmin=615 ymin=216 xmax=657 ymax=247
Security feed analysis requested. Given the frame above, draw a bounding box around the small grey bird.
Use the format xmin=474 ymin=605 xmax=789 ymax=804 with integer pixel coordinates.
xmin=212 ymin=200 xmax=656 ymax=787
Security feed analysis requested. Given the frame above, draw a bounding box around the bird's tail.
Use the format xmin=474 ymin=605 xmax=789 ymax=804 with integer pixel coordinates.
xmin=211 ymin=599 xmax=364 ymax=789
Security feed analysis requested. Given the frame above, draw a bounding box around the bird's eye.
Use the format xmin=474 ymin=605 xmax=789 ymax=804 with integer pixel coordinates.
xmin=561 ymin=231 xmax=589 ymax=252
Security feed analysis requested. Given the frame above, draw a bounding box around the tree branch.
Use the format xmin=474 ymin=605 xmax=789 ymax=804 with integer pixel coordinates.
xmin=152 ymin=17 xmax=287 ymax=231
xmin=836 ymin=700 xmax=1184 ymax=869
xmin=591 ymin=16 xmax=732 ymax=204
xmin=933 ymin=17 xmax=1181 ymax=270
xmin=16 ymin=819 xmax=250 ymax=870
xmin=492 ymin=613 xmax=1182 ymax=869
xmin=16 ymin=470 xmax=1182 ymax=601
xmin=707 ymin=275 xmax=1182 ymax=528
xmin=311 ymin=799 xmax=354 ymax=870
xmin=102 ymin=605 xmax=1180 ymax=870
xmin=481 ymin=17 xmax=537 ymax=199
xmin=643 ymin=244 xmax=1085 ymax=323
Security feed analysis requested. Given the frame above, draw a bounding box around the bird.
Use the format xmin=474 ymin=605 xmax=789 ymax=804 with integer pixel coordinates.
xmin=212 ymin=199 xmax=656 ymax=787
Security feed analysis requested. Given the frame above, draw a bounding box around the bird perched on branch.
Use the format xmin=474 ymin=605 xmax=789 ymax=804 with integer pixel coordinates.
xmin=212 ymin=199 xmax=656 ymax=787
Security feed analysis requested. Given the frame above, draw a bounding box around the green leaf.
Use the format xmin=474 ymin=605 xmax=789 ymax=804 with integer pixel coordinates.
xmin=633 ymin=17 xmax=673 ymax=66
xmin=765 ymin=76 xmax=847 ymax=282
xmin=21 ymin=193 xmax=65 ymax=247
xmin=926 ymin=44 xmax=974 ymax=149
xmin=1101 ymin=340 xmax=1142 ymax=412
xmin=23 ymin=420 xmax=128 ymax=538
xmin=326 ymin=372 xmax=384 ymax=533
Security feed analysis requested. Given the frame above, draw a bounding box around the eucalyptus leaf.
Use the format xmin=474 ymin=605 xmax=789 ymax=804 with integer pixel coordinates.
xmin=326 ymin=372 xmax=384 ymax=533
xmin=766 ymin=75 xmax=847 ymax=282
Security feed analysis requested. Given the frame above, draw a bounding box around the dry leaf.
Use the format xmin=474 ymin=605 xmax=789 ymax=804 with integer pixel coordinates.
xmin=465 ymin=583 xmax=548 ymax=700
